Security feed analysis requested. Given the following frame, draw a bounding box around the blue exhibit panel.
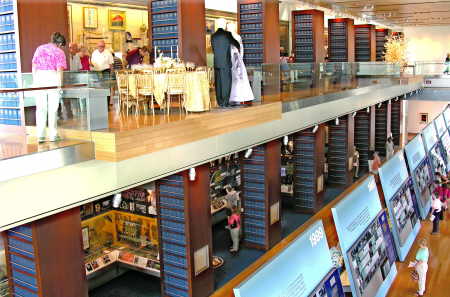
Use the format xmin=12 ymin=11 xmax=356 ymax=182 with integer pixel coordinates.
xmin=378 ymin=152 xmax=421 ymax=261
xmin=434 ymin=114 xmax=447 ymax=138
xmin=234 ymin=220 xmax=343 ymax=297
xmin=443 ymin=107 xmax=450 ymax=129
xmin=422 ymin=122 xmax=438 ymax=152
xmin=440 ymin=130 xmax=450 ymax=168
xmin=332 ymin=176 xmax=397 ymax=297
xmin=404 ymin=135 xmax=433 ymax=219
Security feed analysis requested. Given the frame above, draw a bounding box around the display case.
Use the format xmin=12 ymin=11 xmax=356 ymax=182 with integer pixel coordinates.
xmin=354 ymin=25 xmax=375 ymax=62
xmin=328 ymin=18 xmax=355 ymax=62
xmin=239 ymin=1 xmax=264 ymax=66
xmin=375 ymin=101 xmax=389 ymax=157
xmin=293 ymin=127 xmax=325 ymax=213
xmin=354 ymin=109 xmax=373 ymax=171
xmin=346 ymin=211 xmax=396 ymax=297
xmin=0 ymin=0 xmax=21 ymax=128
xmin=375 ymin=29 xmax=389 ymax=61
xmin=328 ymin=116 xmax=353 ymax=186
xmin=390 ymin=98 xmax=402 ymax=146
xmin=292 ymin=10 xmax=325 ymax=63
xmin=404 ymin=135 xmax=434 ymax=220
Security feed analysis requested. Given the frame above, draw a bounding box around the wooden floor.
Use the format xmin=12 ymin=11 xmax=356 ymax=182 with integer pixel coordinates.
xmin=387 ymin=214 xmax=450 ymax=297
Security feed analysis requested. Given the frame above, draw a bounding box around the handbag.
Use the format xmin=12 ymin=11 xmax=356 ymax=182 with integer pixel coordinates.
xmin=429 ymin=214 xmax=435 ymax=221
xmin=410 ymin=269 xmax=419 ymax=281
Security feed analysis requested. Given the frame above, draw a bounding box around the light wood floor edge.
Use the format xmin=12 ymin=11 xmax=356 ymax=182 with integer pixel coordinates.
xmin=210 ymin=174 xmax=373 ymax=297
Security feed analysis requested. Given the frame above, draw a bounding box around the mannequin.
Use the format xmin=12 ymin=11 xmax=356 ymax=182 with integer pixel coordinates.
xmin=211 ymin=18 xmax=240 ymax=107
xmin=226 ymin=23 xmax=254 ymax=104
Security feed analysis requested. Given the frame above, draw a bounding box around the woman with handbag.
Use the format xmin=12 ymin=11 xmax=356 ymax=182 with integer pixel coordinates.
xmin=413 ymin=239 xmax=429 ymax=296
xmin=227 ymin=206 xmax=241 ymax=254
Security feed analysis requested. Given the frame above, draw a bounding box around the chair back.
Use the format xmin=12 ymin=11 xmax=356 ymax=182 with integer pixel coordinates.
xmin=137 ymin=72 xmax=154 ymax=95
xmin=127 ymin=74 xmax=138 ymax=98
xmin=166 ymin=69 xmax=186 ymax=93
xmin=116 ymin=72 xmax=128 ymax=91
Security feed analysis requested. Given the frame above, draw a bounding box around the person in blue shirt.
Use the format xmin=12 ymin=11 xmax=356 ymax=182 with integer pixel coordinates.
xmin=415 ymin=239 xmax=429 ymax=296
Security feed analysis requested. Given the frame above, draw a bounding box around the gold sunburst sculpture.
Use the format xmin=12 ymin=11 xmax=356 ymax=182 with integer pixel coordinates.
xmin=384 ymin=35 xmax=407 ymax=66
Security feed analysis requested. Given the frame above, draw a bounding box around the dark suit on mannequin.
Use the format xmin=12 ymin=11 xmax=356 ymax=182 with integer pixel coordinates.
xmin=211 ymin=28 xmax=240 ymax=107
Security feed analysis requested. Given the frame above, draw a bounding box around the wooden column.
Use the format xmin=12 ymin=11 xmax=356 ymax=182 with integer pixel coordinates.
xmin=3 ymin=208 xmax=87 ymax=297
xmin=354 ymin=24 xmax=376 ymax=62
xmin=292 ymin=125 xmax=325 ymax=213
xmin=354 ymin=107 xmax=376 ymax=171
xmin=391 ymin=98 xmax=403 ymax=147
xmin=328 ymin=115 xmax=354 ymax=187
xmin=375 ymin=101 xmax=391 ymax=157
xmin=291 ymin=9 xmax=325 ymax=63
xmin=149 ymin=0 xmax=206 ymax=66
xmin=156 ymin=165 xmax=213 ymax=297
xmin=328 ymin=18 xmax=355 ymax=62
xmin=241 ymin=140 xmax=282 ymax=250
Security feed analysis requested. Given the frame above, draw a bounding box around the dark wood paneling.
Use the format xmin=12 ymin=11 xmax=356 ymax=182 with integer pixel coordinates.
xmin=33 ymin=207 xmax=87 ymax=297
xmin=178 ymin=0 xmax=206 ymax=66
xmin=17 ymin=0 xmax=69 ymax=72
xmin=262 ymin=0 xmax=279 ymax=64
xmin=265 ymin=140 xmax=282 ymax=248
xmin=187 ymin=165 xmax=214 ymax=297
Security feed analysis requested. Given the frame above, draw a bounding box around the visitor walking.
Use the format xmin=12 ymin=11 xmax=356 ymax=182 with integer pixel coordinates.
xmin=414 ymin=239 xmax=429 ymax=296
xmin=227 ymin=206 xmax=241 ymax=254
xmin=431 ymin=190 xmax=442 ymax=234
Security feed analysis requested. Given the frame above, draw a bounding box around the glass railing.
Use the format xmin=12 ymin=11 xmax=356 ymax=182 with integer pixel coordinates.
xmin=410 ymin=62 xmax=449 ymax=75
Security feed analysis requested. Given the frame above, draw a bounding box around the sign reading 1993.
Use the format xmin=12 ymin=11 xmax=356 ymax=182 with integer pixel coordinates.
xmin=234 ymin=220 xmax=334 ymax=297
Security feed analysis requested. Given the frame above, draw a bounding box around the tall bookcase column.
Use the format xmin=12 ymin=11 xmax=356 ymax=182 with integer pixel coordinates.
xmin=292 ymin=125 xmax=325 ymax=213
xmin=291 ymin=10 xmax=325 ymax=63
xmin=0 ymin=0 xmax=69 ymax=131
xmin=241 ymin=140 xmax=282 ymax=250
xmin=156 ymin=165 xmax=213 ymax=297
xmin=328 ymin=115 xmax=355 ymax=187
xmin=375 ymin=28 xmax=390 ymax=61
xmin=328 ymin=18 xmax=355 ymax=62
xmin=2 ymin=208 xmax=87 ymax=297
xmin=391 ymin=98 xmax=403 ymax=147
xmin=149 ymin=0 xmax=206 ymax=65
xmin=354 ymin=24 xmax=376 ymax=62
xmin=354 ymin=107 xmax=376 ymax=171
xmin=375 ymin=101 xmax=392 ymax=157
xmin=238 ymin=0 xmax=280 ymax=66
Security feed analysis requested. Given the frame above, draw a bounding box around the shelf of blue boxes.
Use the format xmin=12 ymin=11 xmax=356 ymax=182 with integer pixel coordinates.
xmin=0 ymin=0 xmax=13 ymax=13
xmin=240 ymin=2 xmax=264 ymax=66
xmin=151 ymin=0 xmax=179 ymax=59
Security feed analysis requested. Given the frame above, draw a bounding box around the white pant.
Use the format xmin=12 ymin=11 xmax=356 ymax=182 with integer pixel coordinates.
xmin=416 ymin=262 xmax=428 ymax=295
xmin=34 ymin=70 xmax=61 ymax=139
xmin=230 ymin=227 xmax=240 ymax=252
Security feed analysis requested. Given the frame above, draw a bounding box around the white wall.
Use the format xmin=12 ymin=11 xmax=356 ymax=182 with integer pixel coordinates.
xmin=407 ymin=100 xmax=448 ymax=133
xmin=404 ymin=26 xmax=450 ymax=63
xmin=205 ymin=0 xmax=237 ymax=13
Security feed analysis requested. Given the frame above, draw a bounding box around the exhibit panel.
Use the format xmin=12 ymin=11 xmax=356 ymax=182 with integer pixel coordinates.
xmin=422 ymin=121 xmax=447 ymax=175
xmin=404 ymin=135 xmax=434 ymax=219
xmin=443 ymin=106 xmax=450 ymax=130
xmin=233 ymin=220 xmax=344 ymax=297
xmin=378 ymin=152 xmax=421 ymax=261
xmin=435 ymin=113 xmax=450 ymax=168
xmin=332 ymin=176 xmax=397 ymax=297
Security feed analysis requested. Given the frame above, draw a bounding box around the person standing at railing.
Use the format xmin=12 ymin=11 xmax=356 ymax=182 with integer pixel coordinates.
xmin=32 ymin=32 xmax=67 ymax=143
xmin=444 ymin=53 xmax=450 ymax=75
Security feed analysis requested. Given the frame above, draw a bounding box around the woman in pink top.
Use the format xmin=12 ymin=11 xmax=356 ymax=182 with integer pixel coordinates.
xmin=227 ymin=206 xmax=241 ymax=254
xmin=32 ymin=32 xmax=67 ymax=143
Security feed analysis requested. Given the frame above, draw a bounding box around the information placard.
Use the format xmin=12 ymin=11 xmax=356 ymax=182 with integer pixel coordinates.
xmin=234 ymin=220 xmax=339 ymax=297
xmin=422 ymin=122 xmax=438 ymax=152
xmin=434 ymin=114 xmax=447 ymax=138
xmin=379 ymin=151 xmax=421 ymax=261
xmin=404 ymin=135 xmax=433 ymax=219
xmin=332 ymin=176 xmax=397 ymax=297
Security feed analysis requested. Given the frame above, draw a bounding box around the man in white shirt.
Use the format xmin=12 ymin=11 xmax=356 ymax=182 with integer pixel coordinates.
xmin=91 ymin=40 xmax=113 ymax=72
xmin=91 ymin=40 xmax=114 ymax=106
xmin=68 ymin=42 xmax=81 ymax=71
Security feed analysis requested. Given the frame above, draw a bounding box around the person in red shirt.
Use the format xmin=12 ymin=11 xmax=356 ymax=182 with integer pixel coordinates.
xmin=79 ymin=46 xmax=90 ymax=71
xmin=226 ymin=206 xmax=241 ymax=254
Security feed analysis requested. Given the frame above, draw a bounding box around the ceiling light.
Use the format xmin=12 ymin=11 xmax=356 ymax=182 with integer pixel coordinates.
xmin=245 ymin=148 xmax=253 ymax=159
xmin=189 ymin=168 xmax=196 ymax=181
xmin=312 ymin=125 xmax=319 ymax=133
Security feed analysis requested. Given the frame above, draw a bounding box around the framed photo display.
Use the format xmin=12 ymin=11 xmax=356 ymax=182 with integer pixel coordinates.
xmin=83 ymin=7 xmax=98 ymax=29
xmin=109 ymin=10 xmax=126 ymax=30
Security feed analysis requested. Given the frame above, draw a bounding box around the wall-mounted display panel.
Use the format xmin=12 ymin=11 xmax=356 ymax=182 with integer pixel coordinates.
xmin=378 ymin=152 xmax=421 ymax=261
xmin=422 ymin=121 xmax=447 ymax=175
xmin=234 ymin=220 xmax=343 ymax=297
xmin=442 ymin=106 xmax=450 ymax=129
xmin=404 ymin=135 xmax=433 ymax=219
xmin=332 ymin=176 xmax=397 ymax=297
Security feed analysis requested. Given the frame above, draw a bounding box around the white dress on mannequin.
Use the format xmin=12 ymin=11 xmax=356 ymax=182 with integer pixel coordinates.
xmin=229 ymin=33 xmax=254 ymax=103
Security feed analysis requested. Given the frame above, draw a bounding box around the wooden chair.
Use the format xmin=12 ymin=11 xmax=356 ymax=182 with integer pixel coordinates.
xmin=116 ymin=72 xmax=132 ymax=115
xmin=137 ymin=71 xmax=156 ymax=116
xmin=128 ymin=74 xmax=149 ymax=115
xmin=165 ymin=68 xmax=187 ymax=115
